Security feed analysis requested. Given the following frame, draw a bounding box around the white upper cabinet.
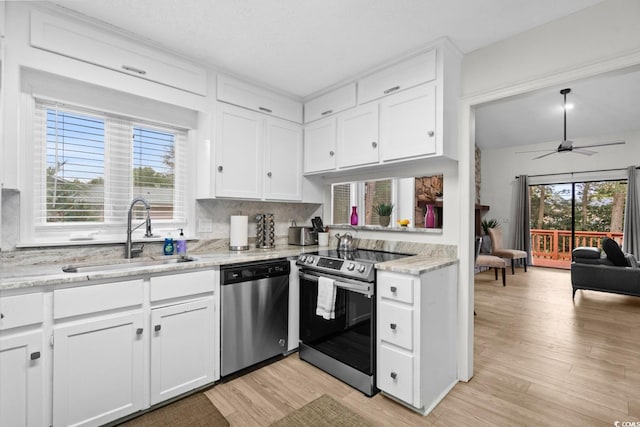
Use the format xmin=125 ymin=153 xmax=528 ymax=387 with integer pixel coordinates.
xmin=304 ymin=83 xmax=356 ymax=123
xmin=358 ymin=49 xmax=436 ymax=104
xmin=216 ymin=102 xmax=303 ymax=201
xmin=29 ymin=9 xmax=207 ymax=96
xmin=379 ymin=83 xmax=436 ymax=162
xmin=336 ymin=103 xmax=379 ymax=168
xmin=304 ymin=117 xmax=337 ymax=174
xmin=217 ymin=74 xmax=303 ymax=124
xmin=264 ymin=119 xmax=303 ymax=201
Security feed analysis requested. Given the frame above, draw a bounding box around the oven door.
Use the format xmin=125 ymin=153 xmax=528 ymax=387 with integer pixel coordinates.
xmin=299 ymin=270 xmax=375 ymax=375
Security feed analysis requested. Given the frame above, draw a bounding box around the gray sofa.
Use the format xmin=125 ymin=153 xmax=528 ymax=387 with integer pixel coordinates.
xmin=571 ymin=238 xmax=640 ymax=299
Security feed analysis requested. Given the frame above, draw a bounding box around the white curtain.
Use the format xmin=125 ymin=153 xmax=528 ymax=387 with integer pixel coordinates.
xmin=623 ymin=166 xmax=640 ymax=256
xmin=514 ymin=175 xmax=532 ymax=265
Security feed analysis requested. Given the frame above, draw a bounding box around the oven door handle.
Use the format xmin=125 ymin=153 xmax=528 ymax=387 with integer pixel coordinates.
xmin=299 ymin=272 xmax=372 ymax=296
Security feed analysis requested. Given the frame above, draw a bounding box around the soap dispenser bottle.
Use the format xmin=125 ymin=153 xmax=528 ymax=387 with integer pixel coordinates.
xmin=176 ymin=228 xmax=187 ymax=257
xmin=163 ymin=233 xmax=174 ymax=255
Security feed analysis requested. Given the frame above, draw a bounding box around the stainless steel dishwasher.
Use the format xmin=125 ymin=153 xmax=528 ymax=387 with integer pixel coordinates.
xmin=220 ymin=258 xmax=290 ymax=377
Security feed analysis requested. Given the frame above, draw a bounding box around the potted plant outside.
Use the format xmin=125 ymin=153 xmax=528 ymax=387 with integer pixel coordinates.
xmin=374 ymin=203 xmax=394 ymax=227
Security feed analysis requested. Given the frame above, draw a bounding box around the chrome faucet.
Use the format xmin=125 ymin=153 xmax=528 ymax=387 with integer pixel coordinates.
xmin=126 ymin=197 xmax=153 ymax=258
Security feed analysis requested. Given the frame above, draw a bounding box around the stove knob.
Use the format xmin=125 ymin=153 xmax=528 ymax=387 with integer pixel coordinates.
xmin=347 ymin=263 xmax=355 ymax=271
xmin=299 ymin=255 xmax=307 ymax=263
xmin=306 ymin=256 xmax=315 ymax=264
xmin=357 ymin=265 xmax=366 ymax=273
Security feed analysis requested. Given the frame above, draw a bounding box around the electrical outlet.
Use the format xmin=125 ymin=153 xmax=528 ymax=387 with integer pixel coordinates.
xmin=502 ymin=218 xmax=509 ymax=223
xmin=198 ymin=218 xmax=213 ymax=233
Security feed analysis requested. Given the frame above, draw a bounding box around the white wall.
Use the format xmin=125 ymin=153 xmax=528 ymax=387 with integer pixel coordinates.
xmin=480 ymin=130 xmax=640 ymax=246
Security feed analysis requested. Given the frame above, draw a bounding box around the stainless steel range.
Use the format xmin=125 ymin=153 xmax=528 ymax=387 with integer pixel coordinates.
xmin=296 ymin=249 xmax=411 ymax=396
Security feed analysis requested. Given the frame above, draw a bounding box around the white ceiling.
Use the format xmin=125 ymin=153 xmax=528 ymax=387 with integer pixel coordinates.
xmin=46 ymin=0 xmax=639 ymax=151
xmin=48 ymin=0 xmax=605 ymax=99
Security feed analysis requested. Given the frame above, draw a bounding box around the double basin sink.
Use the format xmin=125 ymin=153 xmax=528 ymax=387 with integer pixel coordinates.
xmin=62 ymin=256 xmax=196 ymax=273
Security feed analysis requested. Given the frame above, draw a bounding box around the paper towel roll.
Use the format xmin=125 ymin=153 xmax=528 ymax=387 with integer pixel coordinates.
xmin=229 ymin=215 xmax=249 ymax=251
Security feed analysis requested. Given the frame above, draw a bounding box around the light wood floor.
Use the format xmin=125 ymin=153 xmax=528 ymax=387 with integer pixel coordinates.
xmin=205 ymin=267 xmax=640 ymax=426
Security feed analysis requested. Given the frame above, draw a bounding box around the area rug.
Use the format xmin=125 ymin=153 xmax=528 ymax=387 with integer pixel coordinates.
xmin=119 ymin=392 xmax=229 ymax=427
xmin=271 ymin=394 xmax=372 ymax=427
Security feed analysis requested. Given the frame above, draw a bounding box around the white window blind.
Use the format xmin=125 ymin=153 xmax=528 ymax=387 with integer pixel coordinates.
xmin=332 ymin=183 xmax=353 ymax=224
xmin=33 ymin=100 xmax=186 ymax=233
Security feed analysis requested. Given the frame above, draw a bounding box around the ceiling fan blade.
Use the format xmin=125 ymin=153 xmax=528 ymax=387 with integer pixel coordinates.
xmin=515 ymin=148 xmax=559 ymax=154
xmin=572 ymin=149 xmax=597 ymax=156
xmin=532 ymin=151 xmax=558 ymax=160
xmin=572 ymin=141 xmax=625 ymax=149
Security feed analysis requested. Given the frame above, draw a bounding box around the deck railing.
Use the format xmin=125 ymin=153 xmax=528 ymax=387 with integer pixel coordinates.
xmin=530 ymin=229 xmax=623 ymax=263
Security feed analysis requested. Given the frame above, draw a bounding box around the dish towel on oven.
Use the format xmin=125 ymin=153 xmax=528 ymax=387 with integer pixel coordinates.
xmin=316 ymin=276 xmax=336 ymax=320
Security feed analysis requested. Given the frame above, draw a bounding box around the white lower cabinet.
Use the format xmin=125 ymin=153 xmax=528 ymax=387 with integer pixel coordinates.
xmin=150 ymin=297 xmax=216 ymax=405
xmin=376 ymin=265 xmax=458 ymax=415
xmin=53 ymin=311 xmax=145 ymax=427
xmin=0 ymin=330 xmax=43 ymax=427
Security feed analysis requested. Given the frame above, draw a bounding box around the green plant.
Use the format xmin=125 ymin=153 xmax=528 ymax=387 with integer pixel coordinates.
xmin=374 ymin=203 xmax=394 ymax=216
xmin=481 ymin=218 xmax=500 ymax=235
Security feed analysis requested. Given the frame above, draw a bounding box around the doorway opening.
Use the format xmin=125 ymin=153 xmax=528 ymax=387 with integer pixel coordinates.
xmin=529 ymin=180 xmax=627 ymax=269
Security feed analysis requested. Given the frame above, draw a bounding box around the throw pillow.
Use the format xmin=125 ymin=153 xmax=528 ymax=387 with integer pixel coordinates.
xmin=602 ymin=237 xmax=629 ymax=267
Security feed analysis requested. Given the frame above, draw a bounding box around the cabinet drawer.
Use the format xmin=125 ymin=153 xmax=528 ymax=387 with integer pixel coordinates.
xmin=359 ymin=49 xmax=436 ymax=104
xmin=0 ymin=292 xmax=44 ymax=330
xmin=378 ymin=302 xmax=413 ymax=350
xmin=150 ymin=270 xmax=215 ymax=302
xmin=54 ymin=280 xmax=143 ymax=319
xmin=30 ymin=9 xmax=207 ymax=96
xmin=378 ymin=272 xmax=415 ymax=304
xmin=217 ymin=75 xmax=303 ymax=123
xmin=378 ymin=344 xmax=414 ymax=405
xmin=304 ymin=84 xmax=356 ymax=123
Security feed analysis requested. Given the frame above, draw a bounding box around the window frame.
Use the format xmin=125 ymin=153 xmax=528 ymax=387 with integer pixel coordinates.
xmin=331 ymin=179 xmax=398 ymax=225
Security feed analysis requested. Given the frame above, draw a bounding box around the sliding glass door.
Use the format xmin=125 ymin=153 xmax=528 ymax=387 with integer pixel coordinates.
xmin=529 ymin=180 xmax=626 ymax=269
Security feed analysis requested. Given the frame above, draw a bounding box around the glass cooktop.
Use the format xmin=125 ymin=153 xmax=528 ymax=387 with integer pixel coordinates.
xmin=310 ymin=249 xmax=412 ymax=263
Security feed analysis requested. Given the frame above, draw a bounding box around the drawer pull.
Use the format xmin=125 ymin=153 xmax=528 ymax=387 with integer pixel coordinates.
xmin=390 ymin=323 xmax=397 ymax=330
xmin=390 ymin=286 xmax=397 ymax=293
xmin=321 ymin=109 xmax=333 ymax=116
xmin=136 ymin=328 xmax=144 ymax=335
xmin=30 ymin=352 xmax=41 ymax=360
xmin=383 ymin=85 xmax=400 ymax=95
xmin=428 ymin=130 xmax=435 ymax=137
xmin=122 ymin=65 xmax=147 ymax=75
xmin=259 ymin=106 xmax=273 ymax=113
xmin=390 ymin=372 xmax=398 ymax=380
xmin=154 ymin=325 xmax=162 ymax=332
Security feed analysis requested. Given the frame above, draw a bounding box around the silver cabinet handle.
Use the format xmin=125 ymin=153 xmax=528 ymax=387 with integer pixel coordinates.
xmin=267 ymin=172 xmax=272 ymax=177
xmin=218 ymin=166 xmax=223 ymax=172
xmin=428 ymin=130 xmax=435 ymax=137
xmin=321 ymin=109 xmax=333 ymax=116
xmin=122 ymin=65 xmax=147 ymax=75
xmin=136 ymin=328 xmax=144 ymax=335
xmin=259 ymin=106 xmax=273 ymax=113
xmin=30 ymin=352 xmax=41 ymax=360
xmin=0 ymin=313 xmax=3 ymax=319
xmin=390 ymin=372 xmax=398 ymax=379
xmin=390 ymin=323 xmax=397 ymax=330
xmin=383 ymin=85 xmax=400 ymax=95
xmin=154 ymin=325 xmax=161 ymax=332
xmin=390 ymin=286 xmax=397 ymax=293
xmin=329 ymin=151 xmax=335 ymax=157
xmin=371 ymin=142 xmax=377 ymax=148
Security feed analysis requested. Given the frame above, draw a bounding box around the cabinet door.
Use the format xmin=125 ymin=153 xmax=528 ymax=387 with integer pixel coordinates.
xmin=303 ymin=118 xmax=336 ymax=174
xmin=379 ymin=84 xmax=436 ymax=162
xmin=150 ymin=298 xmax=216 ymax=405
xmin=337 ymin=104 xmax=379 ymax=168
xmin=0 ymin=331 xmax=43 ymax=427
xmin=216 ymin=104 xmax=263 ymax=199
xmin=53 ymin=312 xmax=144 ymax=427
xmin=264 ymin=118 xmax=303 ymax=201
xmin=304 ymin=83 xmax=356 ymax=123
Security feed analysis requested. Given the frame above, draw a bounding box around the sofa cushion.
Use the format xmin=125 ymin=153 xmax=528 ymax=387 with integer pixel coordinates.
xmin=573 ymin=247 xmax=601 ymax=259
xmin=602 ymin=237 xmax=629 ymax=267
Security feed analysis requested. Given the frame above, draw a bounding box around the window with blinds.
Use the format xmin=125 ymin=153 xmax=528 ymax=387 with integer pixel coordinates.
xmin=364 ymin=179 xmax=393 ymax=225
xmin=33 ymin=101 xmax=186 ymax=232
xmin=332 ymin=183 xmax=354 ymax=224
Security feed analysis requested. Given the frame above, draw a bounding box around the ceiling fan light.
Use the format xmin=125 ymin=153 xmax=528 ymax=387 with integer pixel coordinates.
xmin=563 ymin=103 xmax=574 ymax=110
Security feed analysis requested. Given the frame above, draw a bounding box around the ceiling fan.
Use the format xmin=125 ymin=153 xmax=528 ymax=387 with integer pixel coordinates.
xmin=519 ymin=88 xmax=625 ymax=160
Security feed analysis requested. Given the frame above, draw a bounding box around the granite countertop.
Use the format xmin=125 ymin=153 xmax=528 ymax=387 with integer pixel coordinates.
xmin=1 ymin=245 xmax=458 ymax=291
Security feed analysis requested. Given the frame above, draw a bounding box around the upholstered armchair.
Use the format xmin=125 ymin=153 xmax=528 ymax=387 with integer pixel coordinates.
xmin=487 ymin=227 xmax=528 ymax=274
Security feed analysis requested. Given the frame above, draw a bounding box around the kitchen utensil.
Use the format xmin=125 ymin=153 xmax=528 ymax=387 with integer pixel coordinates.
xmin=335 ymin=232 xmax=356 ymax=252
